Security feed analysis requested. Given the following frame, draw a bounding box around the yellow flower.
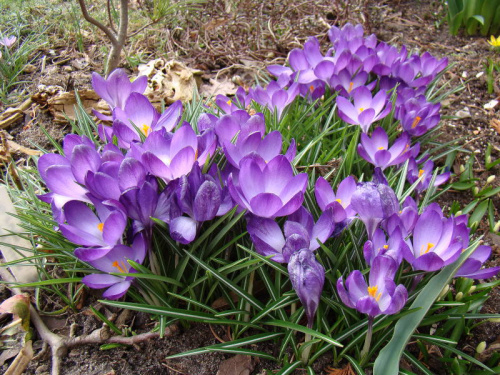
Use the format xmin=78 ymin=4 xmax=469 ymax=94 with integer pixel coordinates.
xmin=488 ymin=35 xmax=500 ymax=47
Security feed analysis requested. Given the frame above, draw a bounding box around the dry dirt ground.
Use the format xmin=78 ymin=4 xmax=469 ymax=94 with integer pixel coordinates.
xmin=0 ymin=0 xmax=499 ymax=374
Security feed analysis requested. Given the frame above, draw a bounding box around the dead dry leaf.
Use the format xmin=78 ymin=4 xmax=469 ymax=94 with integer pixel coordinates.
xmin=4 ymin=340 xmax=33 ymax=375
xmin=490 ymin=118 xmax=500 ymax=134
xmin=138 ymin=59 xmax=202 ymax=106
xmin=45 ymin=89 xmax=109 ymax=124
xmin=216 ymin=354 xmax=255 ymax=375
xmin=324 ymin=363 xmax=355 ymax=375
xmin=200 ymin=77 xmax=237 ymax=98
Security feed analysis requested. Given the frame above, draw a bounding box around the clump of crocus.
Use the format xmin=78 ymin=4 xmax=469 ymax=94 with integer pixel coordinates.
xmin=336 ymin=86 xmax=392 ymax=133
xmin=357 ymin=127 xmax=415 ymax=170
xmin=228 ymin=154 xmax=308 ymax=218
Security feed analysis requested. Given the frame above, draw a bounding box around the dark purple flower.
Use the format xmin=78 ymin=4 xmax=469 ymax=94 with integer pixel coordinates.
xmin=455 ymin=245 xmax=500 ymax=279
xmin=351 ymin=181 xmax=399 ymax=240
xmin=288 ymin=248 xmax=325 ymax=328
xmin=337 ymin=255 xmax=407 ymax=317
xmin=395 ymin=89 xmax=441 ymax=137
xmin=82 ymin=234 xmax=147 ymax=299
xmin=336 ymin=86 xmax=392 ymax=133
xmin=357 ymin=127 xmax=415 ymax=170
xmin=228 ymin=155 xmax=308 ymax=218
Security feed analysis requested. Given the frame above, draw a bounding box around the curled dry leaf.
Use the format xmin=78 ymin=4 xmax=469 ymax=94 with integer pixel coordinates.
xmin=0 ymin=294 xmax=31 ymax=332
xmin=490 ymin=118 xmax=500 ymax=134
xmin=138 ymin=59 xmax=202 ymax=106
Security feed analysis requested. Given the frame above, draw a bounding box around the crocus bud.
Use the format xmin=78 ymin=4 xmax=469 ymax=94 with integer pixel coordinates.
xmin=288 ymin=249 xmax=325 ymax=328
xmin=486 ymin=175 xmax=496 ymax=184
xmin=459 ymin=164 xmax=465 ymax=173
xmin=476 ymin=341 xmax=486 ymax=354
xmin=473 ymin=187 xmax=479 ymax=196
xmin=437 ymin=284 xmax=450 ymax=300
xmin=455 ymin=292 xmax=464 ymax=301
xmin=468 ymin=285 xmax=476 ymax=295
xmin=494 ymin=221 xmax=500 ymax=232
xmin=351 ymin=182 xmax=399 ymax=240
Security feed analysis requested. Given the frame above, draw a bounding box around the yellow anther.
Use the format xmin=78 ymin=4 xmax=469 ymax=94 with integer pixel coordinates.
xmin=418 ymin=169 xmax=425 ymax=178
xmin=226 ymin=100 xmax=232 ymax=106
xmin=411 ymin=116 xmax=422 ymax=129
xmin=112 ymin=260 xmax=128 ymax=273
xmin=309 ymin=85 xmax=315 ymax=92
xmin=348 ymin=82 xmax=354 ymax=93
xmin=97 ymin=223 xmax=104 ymax=232
xmin=335 ymin=198 xmax=342 ymax=204
xmin=142 ymin=124 xmax=151 ymax=136
xmin=359 ymin=107 xmax=365 ymax=112
xmin=420 ymin=242 xmax=435 ymax=255
xmin=383 ymin=245 xmax=389 ymax=249
xmin=367 ymin=285 xmax=382 ymax=301
xmin=377 ymin=146 xmax=385 ymax=150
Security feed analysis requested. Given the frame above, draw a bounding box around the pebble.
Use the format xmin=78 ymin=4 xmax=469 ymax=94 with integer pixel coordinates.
xmin=484 ymin=99 xmax=498 ymax=109
xmin=455 ymin=108 xmax=471 ymax=119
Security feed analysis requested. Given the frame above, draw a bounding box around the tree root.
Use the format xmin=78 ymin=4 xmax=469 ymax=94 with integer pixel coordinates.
xmin=0 ymin=267 xmax=177 ymax=375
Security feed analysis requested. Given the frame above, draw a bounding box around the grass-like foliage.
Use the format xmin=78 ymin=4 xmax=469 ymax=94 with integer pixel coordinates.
xmin=2 ymin=23 xmax=500 ymax=375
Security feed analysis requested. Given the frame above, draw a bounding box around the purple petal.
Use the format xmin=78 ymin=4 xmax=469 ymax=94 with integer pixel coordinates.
xmin=170 ymin=216 xmax=197 ymax=244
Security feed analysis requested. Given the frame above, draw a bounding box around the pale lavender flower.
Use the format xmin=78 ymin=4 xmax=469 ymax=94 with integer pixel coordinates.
xmin=407 ymin=158 xmax=450 ymax=194
xmin=0 ymin=35 xmax=16 ymax=48
xmin=455 ymin=245 xmax=500 ymax=279
xmin=314 ymin=176 xmax=357 ymax=223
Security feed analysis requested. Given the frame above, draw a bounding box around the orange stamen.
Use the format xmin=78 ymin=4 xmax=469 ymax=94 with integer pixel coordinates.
xmin=226 ymin=100 xmax=232 ymax=106
xmin=359 ymin=107 xmax=364 ymax=112
xmin=112 ymin=260 xmax=128 ymax=273
xmin=335 ymin=198 xmax=342 ymax=204
xmin=309 ymin=85 xmax=315 ymax=92
xmin=367 ymin=285 xmax=382 ymax=301
xmin=348 ymin=82 xmax=354 ymax=93
xmin=418 ymin=169 xmax=425 ymax=178
xmin=383 ymin=245 xmax=389 ymax=249
xmin=97 ymin=223 xmax=104 ymax=232
xmin=420 ymin=242 xmax=435 ymax=256
xmin=411 ymin=116 xmax=422 ymax=129
xmin=377 ymin=146 xmax=385 ymax=150
xmin=142 ymin=124 xmax=150 ymax=136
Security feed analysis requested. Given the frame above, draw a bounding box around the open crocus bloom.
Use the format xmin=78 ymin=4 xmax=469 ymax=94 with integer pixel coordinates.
xmin=314 ymin=176 xmax=357 ymax=223
xmin=403 ymin=208 xmax=464 ymax=272
xmin=357 ymin=127 xmax=414 ymax=170
xmin=337 ymin=255 xmax=407 ymax=317
xmin=82 ymin=234 xmax=147 ymax=300
xmin=455 ymin=245 xmax=500 ymax=279
xmin=228 ymin=154 xmax=308 ymax=218
xmin=336 ymin=86 xmax=391 ymax=133
xmin=60 ymin=201 xmax=127 ymax=262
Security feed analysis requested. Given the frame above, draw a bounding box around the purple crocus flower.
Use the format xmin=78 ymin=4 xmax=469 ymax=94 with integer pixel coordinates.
xmin=357 ymin=127 xmax=415 ymax=170
xmin=227 ymin=154 xmax=308 ymax=218
xmin=111 ymin=95 xmax=182 ymax=147
xmin=372 ymin=42 xmax=408 ymax=76
xmin=223 ymin=130 xmax=296 ymax=169
xmin=314 ymin=176 xmax=357 ymax=223
xmin=385 ymin=196 xmax=419 ymax=237
xmin=407 ymin=158 xmax=450 ymax=194
xmin=288 ymin=248 xmax=325 ymax=328
xmin=82 ymin=234 xmax=147 ymax=300
xmin=363 ymin=227 xmax=405 ymax=266
xmin=337 ymin=255 xmax=408 ymax=317
xmin=138 ymin=125 xmax=215 ymax=182
xmin=351 ymin=180 xmax=399 ymax=241
xmin=455 ymin=245 xmax=500 ymax=279
xmin=246 ymin=207 xmax=335 ymax=263
xmin=168 ymin=163 xmax=230 ymax=244
xmin=249 ymin=82 xmax=300 ymax=118
xmin=395 ymin=89 xmax=441 ymax=137
xmin=60 ymin=201 xmax=127 ymax=261
xmin=214 ymin=110 xmax=266 ymax=147
xmin=0 ymin=35 xmax=16 ymax=48
xmin=329 ymin=69 xmax=376 ymax=97
xmin=92 ymin=69 xmax=148 ymax=121
xmin=336 ymin=86 xmax=392 ymax=133
xmin=403 ymin=207 xmax=465 ymax=272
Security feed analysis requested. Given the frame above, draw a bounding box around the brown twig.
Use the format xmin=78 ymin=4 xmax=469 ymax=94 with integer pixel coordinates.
xmin=0 ymin=267 xmax=176 ymax=375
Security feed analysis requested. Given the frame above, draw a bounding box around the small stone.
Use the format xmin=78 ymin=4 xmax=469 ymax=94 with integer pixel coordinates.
xmin=63 ymin=65 xmax=73 ymax=72
xmin=461 ymin=71 xmax=468 ymax=78
xmin=476 ymin=71 xmax=484 ymax=78
xmin=35 ymin=364 xmax=49 ymax=374
xmin=484 ymin=99 xmax=498 ymax=110
xmin=23 ymin=64 xmax=36 ymax=73
xmin=455 ymin=108 xmax=471 ymax=119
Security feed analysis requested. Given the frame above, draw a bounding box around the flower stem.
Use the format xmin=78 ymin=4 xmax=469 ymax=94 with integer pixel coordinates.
xmin=301 ymin=332 xmax=312 ymax=364
xmin=360 ymin=316 xmax=374 ymax=364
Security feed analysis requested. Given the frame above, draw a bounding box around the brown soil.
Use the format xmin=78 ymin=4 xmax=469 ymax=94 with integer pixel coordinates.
xmin=1 ymin=0 xmax=499 ymax=374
